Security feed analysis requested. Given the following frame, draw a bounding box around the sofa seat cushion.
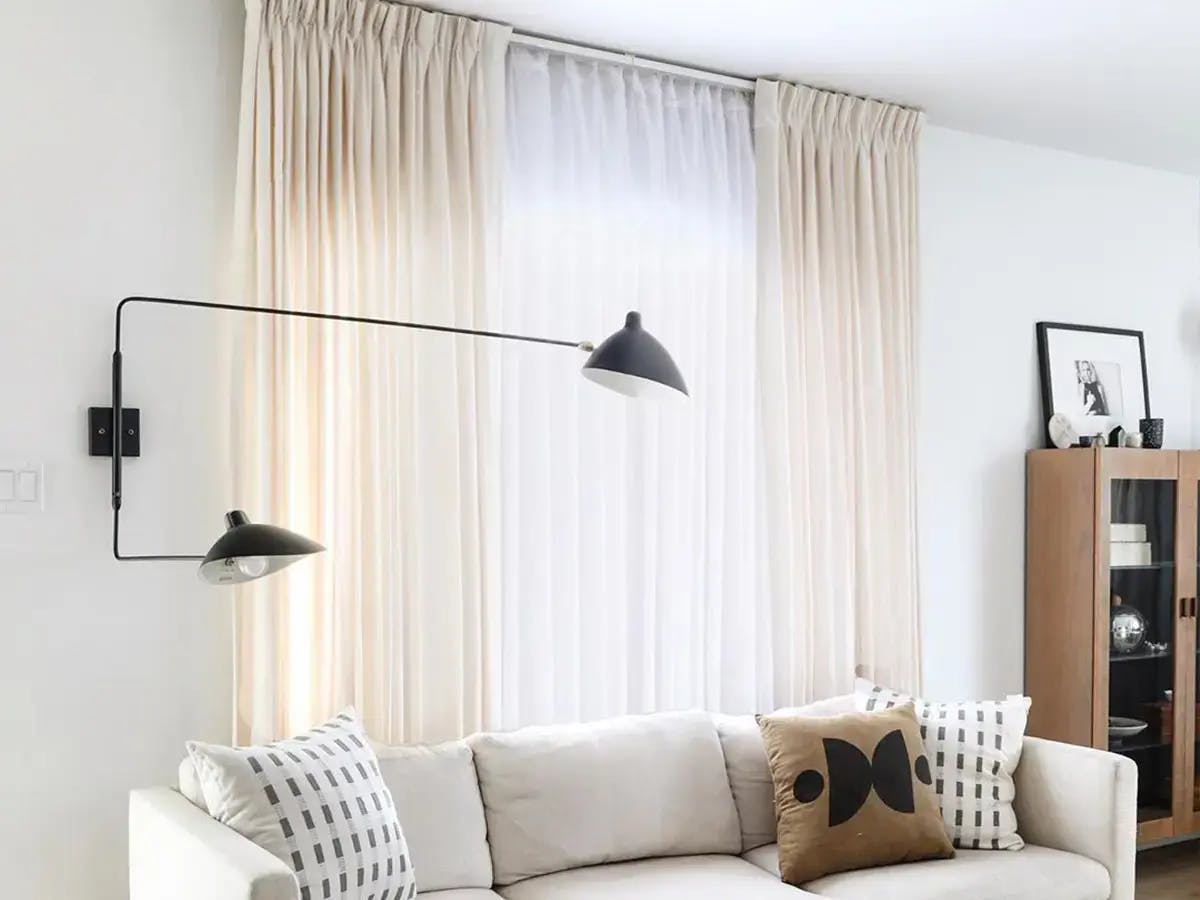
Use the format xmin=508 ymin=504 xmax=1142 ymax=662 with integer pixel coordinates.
xmin=498 ymin=855 xmax=821 ymax=899
xmin=418 ymin=891 xmax=504 ymax=899
xmin=471 ymin=711 xmax=742 ymax=885
xmin=742 ymin=843 xmax=1110 ymax=899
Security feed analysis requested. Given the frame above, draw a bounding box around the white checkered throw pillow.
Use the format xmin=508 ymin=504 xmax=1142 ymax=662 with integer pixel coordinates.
xmin=187 ymin=709 xmax=416 ymax=900
xmin=854 ymin=678 xmax=1031 ymax=850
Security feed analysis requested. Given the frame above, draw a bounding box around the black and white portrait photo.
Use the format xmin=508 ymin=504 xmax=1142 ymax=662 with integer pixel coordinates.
xmin=1037 ymin=323 xmax=1148 ymax=446
xmin=1074 ymin=359 xmax=1124 ymax=418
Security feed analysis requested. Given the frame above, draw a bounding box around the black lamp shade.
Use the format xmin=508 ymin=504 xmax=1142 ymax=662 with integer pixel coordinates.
xmin=198 ymin=510 xmax=324 ymax=585
xmin=582 ymin=311 xmax=688 ymax=398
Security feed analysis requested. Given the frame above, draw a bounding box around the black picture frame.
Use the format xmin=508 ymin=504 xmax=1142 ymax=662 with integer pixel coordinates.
xmin=1036 ymin=321 xmax=1150 ymax=448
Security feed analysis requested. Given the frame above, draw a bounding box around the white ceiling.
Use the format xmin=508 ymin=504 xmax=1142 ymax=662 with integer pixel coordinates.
xmin=424 ymin=0 xmax=1200 ymax=175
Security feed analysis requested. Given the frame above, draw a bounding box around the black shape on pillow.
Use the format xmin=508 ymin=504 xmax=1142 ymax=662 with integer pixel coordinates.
xmin=914 ymin=754 xmax=932 ymax=785
xmin=871 ymin=728 xmax=915 ymax=815
xmin=824 ymin=737 xmax=874 ymax=826
xmin=793 ymin=768 xmax=825 ymax=804
xmin=793 ymin=728 xmax=921 ymax=826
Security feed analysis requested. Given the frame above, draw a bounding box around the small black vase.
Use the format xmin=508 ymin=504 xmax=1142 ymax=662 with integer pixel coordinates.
xmin=1140 ymin=418 xmax=1164 ymax=450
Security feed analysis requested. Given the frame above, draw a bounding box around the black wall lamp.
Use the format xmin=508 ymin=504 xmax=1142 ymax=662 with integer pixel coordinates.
xmin=90 ymin=297 xmax=687 ymax=586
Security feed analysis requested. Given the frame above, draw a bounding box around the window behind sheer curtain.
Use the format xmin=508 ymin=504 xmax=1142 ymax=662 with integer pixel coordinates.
xmin=496 ymin=46 xmax=763 ymax=727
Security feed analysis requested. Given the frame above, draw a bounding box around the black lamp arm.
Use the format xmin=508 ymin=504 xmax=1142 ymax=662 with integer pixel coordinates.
xmin=108 ymin=295 xmax=592 ymax=563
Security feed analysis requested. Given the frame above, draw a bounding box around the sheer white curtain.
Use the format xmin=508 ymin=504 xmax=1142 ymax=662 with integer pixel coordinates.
xmin=231 ymin=0 xmax=510 ymax=745
xmin=755 ymin=80 xmax=924 ymax=695
xmin=497 ymin=47 xmax=762 ymax=726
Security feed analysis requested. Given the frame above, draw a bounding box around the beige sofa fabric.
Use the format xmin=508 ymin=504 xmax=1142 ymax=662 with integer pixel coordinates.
xmin=375 ymin=740 xmax=494 ymax=893
xmin=471 ymin=711 xmax=742 ymax=885
xmin=420 ymin=891 xmax=504 ymax=899
xmin=714 ymin=695 xmax=855 ymax=851
xmin=129 ymin=788 xmax=298 ymax=900
xmin=742 ymin=843 xmax=1109 ymax=899
xmin=497 ymin=855 xmax=820 ymax=899
xmin=1014 ymin=737 xmax=1137 ymax=900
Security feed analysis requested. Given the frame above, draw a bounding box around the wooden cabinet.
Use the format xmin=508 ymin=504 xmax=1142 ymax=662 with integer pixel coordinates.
xmin=1026 ymin=447 xmax=1200 ymax=844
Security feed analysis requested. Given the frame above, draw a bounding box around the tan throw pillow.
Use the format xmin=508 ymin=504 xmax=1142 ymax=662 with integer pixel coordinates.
xmin=758 ymin=702 xmax=954 ymax=885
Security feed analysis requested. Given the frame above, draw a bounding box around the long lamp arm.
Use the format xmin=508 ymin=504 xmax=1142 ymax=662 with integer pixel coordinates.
xmin=109 ymin=295 xmax=592 ymax=563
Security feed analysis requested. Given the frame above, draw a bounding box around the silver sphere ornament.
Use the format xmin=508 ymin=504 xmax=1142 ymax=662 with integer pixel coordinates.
xmin=1111 ymin=605 xmax=1147 ymax=654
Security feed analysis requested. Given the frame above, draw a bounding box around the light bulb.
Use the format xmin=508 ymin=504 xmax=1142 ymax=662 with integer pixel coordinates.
xmin=235 ymin=556 xmax=269 ymax=578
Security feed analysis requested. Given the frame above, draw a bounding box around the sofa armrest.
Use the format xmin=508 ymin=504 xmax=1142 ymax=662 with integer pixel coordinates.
xmin=129 ymin=788 xmax=298 ymax=900
xmin=1013 ymin=737 xmax=1136 ymax=900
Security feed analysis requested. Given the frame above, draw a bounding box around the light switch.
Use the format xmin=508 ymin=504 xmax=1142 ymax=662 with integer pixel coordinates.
xmin=0 ymin=460 xmax=44 ymax=513
xmin=17 ymin=470 xmax=38 ymax=502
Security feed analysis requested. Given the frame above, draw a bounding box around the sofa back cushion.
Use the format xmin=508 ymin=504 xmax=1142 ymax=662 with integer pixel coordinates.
xmin=470 ymin=710 xmax=741 ymax=885
xmin=373 ymin=740 xmax=492 ymax=893
xmin=715 ymin=694 xmax=856 ymax=851
xmin=178 ymin=757 xmax=206 ymax=809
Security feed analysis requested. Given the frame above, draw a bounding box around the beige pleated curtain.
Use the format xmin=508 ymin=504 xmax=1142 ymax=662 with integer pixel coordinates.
xmin=231 ymin=0 xmax=510 ymax=744
xmin=755 ymin=80 xmax=924 ymax=696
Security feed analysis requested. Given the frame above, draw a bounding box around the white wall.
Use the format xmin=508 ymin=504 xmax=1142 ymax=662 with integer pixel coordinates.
xmin=918 ymin=126 xmax=1200 ymax=699
xmin=0 ymin=2 xmax=243 ymax=897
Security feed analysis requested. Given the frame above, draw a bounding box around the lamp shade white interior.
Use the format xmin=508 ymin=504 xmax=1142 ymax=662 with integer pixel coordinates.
xmin=198 ymin=510 xmax=324 ymax=586
xmin=581 ymin=311 xmax=688 ymax=398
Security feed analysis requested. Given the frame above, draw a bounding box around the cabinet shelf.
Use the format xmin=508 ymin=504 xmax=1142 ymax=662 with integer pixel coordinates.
xmin=1110 ymin=563 xmax=1174 ymax=571
xmin=1109 ymin=733 xmax=1170 ymax=754
xmin=1110 ymin=649 xmax=1172 ymax=662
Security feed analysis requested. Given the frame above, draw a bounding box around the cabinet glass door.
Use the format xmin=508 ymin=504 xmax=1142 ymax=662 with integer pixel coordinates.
xmin=1107 ymin=478 xmax=1176 ymax=826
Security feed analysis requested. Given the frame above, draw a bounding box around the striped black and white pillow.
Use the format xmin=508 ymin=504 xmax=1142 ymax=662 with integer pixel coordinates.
xmin=854 ymin=678 xmax=1030 ymax=851
xmin=187 ymin=709 xmax=416 ymax=900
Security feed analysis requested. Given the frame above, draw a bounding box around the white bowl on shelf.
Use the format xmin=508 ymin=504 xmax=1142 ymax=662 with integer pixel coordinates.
xmin=1108 ymin=717 xmax=1149 ymax=740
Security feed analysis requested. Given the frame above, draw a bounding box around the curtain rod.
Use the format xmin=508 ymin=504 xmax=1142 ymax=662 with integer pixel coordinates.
xmin=509 ymin=32 xmax=755 ymax=93
xmin=509 ymin=31 xmax=924 ymax=113
xmin=393 ymin=2 xmax=919 ymax=109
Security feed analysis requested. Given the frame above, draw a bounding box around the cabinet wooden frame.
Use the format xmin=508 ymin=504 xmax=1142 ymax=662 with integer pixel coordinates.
xmin=1026 ymin=447 xmax=1200 ymax=844
xmin=1179 ymin=452 xmax=1200 ymax=835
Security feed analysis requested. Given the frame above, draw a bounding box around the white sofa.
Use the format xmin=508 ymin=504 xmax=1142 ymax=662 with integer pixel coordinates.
xmin=129 ymin=697 xmax=1137 ymax=900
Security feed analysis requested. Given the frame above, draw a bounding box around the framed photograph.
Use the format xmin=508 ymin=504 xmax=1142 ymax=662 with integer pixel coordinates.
xmin=1036 ymin=322 xmax=1149 ymax=447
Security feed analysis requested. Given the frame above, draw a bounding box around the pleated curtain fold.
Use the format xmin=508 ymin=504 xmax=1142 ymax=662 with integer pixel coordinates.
xmin=231 ymin=0 xmax=511 ymax=745
xmin=754 ymin=80 xmax=924 ymax=696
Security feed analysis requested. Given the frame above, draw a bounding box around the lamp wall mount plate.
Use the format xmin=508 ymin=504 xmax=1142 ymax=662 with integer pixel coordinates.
xmin=88 ymin=406 xmax=140 ymax=457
